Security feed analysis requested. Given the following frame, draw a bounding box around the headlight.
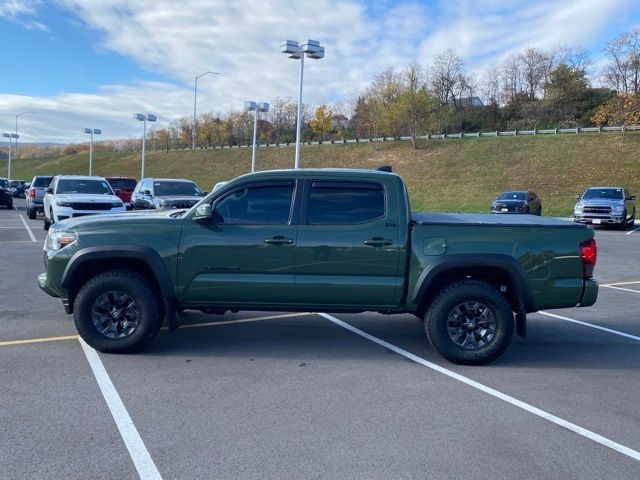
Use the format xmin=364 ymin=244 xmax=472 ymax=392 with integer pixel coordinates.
xmin=612 ymin=205 xmax=624 ymax=214
xmin=48 ymin=231 xmax=77 ymax=250
xmin=574 ymin=205 xmax=583 ymax=214
xmin=57 ymin=200 xmax=72 ymax=207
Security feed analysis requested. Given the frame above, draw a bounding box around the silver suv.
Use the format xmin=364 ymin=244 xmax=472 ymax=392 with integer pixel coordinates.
xmin=574 ymin=187 xmax=636 ymax=229
xmin=26 ymin=175 xmax=54 ymax=219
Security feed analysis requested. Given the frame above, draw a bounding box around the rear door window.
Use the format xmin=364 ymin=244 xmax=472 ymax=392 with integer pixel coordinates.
xmin=215 ymin=182 xmax=294 ymax=224
xmin=307 ymin=181 xmax=385 ymax=224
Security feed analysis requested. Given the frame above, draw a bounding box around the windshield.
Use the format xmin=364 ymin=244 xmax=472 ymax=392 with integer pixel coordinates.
xmin=0 ymin=179 xmax=8 ymax=188
xmin=10 ymin=181 xmax=25 ymax=187
xmin=154 ymin=181 xmax=202 ymax=197
xmin=498 ymin=191 xmax=526 ymax=201
xmin=56 ymin=179 xmax=114 ymax=195
xmin=583 ymin=188 xmax=623 ymax=200
xmin=33 ymin=176 xmax=54 ymax=187
xmin=107 ymin=178 xmax=137 ymax=189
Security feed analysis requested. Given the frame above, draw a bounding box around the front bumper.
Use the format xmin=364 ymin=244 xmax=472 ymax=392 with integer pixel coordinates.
xmin=38 ymin=272 xmax=57 ymax=297
xmin=574 ymin=215 xmax=625 ymax=225
xmin=578 ymin=279 xmax=599 ymax=307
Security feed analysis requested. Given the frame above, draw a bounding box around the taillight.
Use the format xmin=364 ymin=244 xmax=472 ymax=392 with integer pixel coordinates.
xmin=579 ymin=238 xmax=597 ymax=279
xmin=29 ymin=188 xmax=35 ymax=199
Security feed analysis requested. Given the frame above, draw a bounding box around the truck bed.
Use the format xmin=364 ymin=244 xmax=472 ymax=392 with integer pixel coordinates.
xmin=412 ymin=212 xmax=585 ymax=228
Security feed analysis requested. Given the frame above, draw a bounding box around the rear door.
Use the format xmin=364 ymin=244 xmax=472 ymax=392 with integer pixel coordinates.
xmin=294 ymin=178 xmax=403 ymax=307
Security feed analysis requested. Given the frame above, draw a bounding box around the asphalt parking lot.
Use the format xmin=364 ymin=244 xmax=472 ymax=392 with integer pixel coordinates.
xmin=1 ymin=198 xmax=639 ymax=480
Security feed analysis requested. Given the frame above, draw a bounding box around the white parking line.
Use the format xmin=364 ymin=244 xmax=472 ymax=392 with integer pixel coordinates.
xmin=79 ymin=339 xmax=163 ymax=480
xmin=538 ymin=311 xmax=640 ymax=341
xmin=626 ymin=226 xmax=640 ymax=235
xmin=18 ymin=214 xmax=37 ymax=242
xmin=319 ymin=312 xmax=640 ymax=462
xmin=603 ymin=285 xmax=640 ymax=294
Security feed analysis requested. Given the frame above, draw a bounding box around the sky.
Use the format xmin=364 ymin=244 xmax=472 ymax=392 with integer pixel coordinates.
xmin=0 ymin=0 xmax=639 ymax=144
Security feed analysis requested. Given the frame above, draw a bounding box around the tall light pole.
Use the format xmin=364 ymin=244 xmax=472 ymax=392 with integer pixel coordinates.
xmin=2 ymin=133 xmax=18 ymax=180
xmin=83 ymin=128 xmax=102 ymax=175
xmin=281 ymin=39 xmax=325 ymax=169
xmin=193 ymin=71 xmax=220 ymax=150
xmin=244 ymin=101 xmax=270 ymax=172
xmin=133 ymin=113 xmax=157 ymax=179
xmin=15 ymin=111 xmax=36 ymax=158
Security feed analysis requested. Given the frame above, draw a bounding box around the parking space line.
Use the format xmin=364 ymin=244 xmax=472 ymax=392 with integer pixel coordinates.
xmin=0 ymin=334 xmax=79 ymax=346
xmin=538 ymin=311 xmax=640 ymax=341
xmin=626 ymin=226 xmax=640 ymax=235
xmin=19 ymin=214 xmax=37 ymax=242
xmin=603 ymin=285 xmax=640 ymax=294
xmin=319 ymin=312 xmax=640 ymax=462
xmin=169 ymin=312 xmax=312 ymax=331
xmin=79 ymin=338 xmax=163 ymax=480
xmin=0 ymin=313 xmax=310 ymax=347
xmin=602 ymin=280 xmax=640 ymax=286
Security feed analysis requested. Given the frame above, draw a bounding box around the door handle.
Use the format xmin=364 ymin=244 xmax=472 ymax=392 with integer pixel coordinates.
xmin=363 ymin=237 xmax=393 ymax=247
xmin=264 ymin=236 xmax=294 ymax=245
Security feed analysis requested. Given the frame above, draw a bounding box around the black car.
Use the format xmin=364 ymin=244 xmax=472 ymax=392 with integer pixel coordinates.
xmin=0 ymin=178 xmax=13 ymax=209
xmin=131 ymin=178 xmax=205 ymax=210
xmin=490 ymin=190 xmax=541 ymax=215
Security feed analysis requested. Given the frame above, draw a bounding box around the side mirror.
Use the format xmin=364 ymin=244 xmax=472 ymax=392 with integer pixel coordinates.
xmin=143 ymin=189 xmax=151 ymax=195
xmin=574 ymin=194 xmax=581 ymax=200
xmin=202 ymin=191 xmax=208 ymax=195
xmin=45 ymin=187 xmax=53 ymax=194
xmin=630 ymin=195 xmax=636 ymax=201
xmin=115 ymin=189 xmax=122 ymax=195
xmin=193 ymin=204 xmax=212 ymax=224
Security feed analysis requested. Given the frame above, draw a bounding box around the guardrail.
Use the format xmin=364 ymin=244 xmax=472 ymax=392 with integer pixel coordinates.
xmin=153 ymin=124 xmax=640 ymax=151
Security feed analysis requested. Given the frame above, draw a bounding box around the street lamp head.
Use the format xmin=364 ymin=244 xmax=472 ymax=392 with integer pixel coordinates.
xmin=133 ymin=113 xmax=146 ymax=121
xmin=244 ymin=101 xmax=257 ymax=111
xmin=281 ymin=40 xmax=300 ymax=55
xmin=83 ymin=128 xmax=92 ymax=134
xmin=93 ymin=129 xmax=102 ymax=135
xmin=3 ymin=133 xmax=11 ymax=138
xmin=146 ymin=114 xmax=157 ymax=122
xmin=257 ymin=102 xmax=270 ymax=113
xmin=303 ymin=40 xmax=324 ymax=59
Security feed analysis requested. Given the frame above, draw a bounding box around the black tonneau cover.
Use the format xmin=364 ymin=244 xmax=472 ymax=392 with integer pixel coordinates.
xmin=412 ymin=212 xmax=585 ymax=228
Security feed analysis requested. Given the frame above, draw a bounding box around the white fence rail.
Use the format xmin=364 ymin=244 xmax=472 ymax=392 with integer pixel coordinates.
xmin=156 ymin=124 xmax=640 ymax=151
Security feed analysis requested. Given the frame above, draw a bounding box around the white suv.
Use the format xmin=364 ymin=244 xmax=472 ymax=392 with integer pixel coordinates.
xmin=43 ymin=175 xmax=126 ymax=230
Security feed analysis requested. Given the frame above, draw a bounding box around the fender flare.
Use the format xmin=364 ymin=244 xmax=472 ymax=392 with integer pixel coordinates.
xmin=61 ymin=245 xmax=177 ymax=304
xmin=411 ymin=253 xmax=535 ymax=312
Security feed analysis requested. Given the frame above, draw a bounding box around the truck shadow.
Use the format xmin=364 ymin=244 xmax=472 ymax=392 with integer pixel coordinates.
xmin=140 ymin=312 xmax=640 ymax=372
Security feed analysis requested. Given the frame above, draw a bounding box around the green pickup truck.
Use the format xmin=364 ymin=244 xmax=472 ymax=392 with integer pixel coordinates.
xmin=39 ymin=168 xmax=598 ymax=365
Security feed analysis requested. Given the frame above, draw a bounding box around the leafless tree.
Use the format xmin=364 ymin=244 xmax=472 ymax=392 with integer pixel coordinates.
xmin=602 ymin=27 xmax=640 ymax=94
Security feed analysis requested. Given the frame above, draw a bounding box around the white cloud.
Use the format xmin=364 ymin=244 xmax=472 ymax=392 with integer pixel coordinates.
xmin=0 ymin=0 xmax=49 ymax=30
xmin=1 ymin=0 xmax=638 ymax=142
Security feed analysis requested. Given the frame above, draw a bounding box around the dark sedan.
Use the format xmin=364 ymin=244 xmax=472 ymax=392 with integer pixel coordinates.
xmin=490 ymin=190 xmax=541 ymax=215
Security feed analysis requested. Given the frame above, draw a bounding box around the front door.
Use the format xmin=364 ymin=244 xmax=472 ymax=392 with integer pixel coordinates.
xmin=294 ymin=178 xmax=403 ymax=308
xmin=178 ymin=180 xmax=298 ymax=306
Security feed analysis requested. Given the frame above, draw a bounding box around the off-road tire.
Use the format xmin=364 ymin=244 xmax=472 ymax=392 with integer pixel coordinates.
xmin=425 ymin=280 xmax=514 ymax=365
xmin=74 ymin=270 xmax=163 ymax=353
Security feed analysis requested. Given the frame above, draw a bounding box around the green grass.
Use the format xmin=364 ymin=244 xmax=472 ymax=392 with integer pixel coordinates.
xmin=3 ymin=132 xmax=639 ymax=216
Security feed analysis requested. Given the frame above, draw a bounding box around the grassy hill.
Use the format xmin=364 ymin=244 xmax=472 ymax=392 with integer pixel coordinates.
xmin=3 ymin=132 xmax=639 ymax=216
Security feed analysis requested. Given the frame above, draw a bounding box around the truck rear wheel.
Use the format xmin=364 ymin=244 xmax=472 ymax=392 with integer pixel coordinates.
xmin=74 ymin=270 xmax=163 ymax=353
xmin=425 ymin=280 xmax=514 ymax=365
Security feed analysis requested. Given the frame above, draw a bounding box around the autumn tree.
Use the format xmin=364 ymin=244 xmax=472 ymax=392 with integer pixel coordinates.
xmin=592 ymin=93 xmax=640 ymax=126
xmin=309 ymin=104 xmax=334 ymax=140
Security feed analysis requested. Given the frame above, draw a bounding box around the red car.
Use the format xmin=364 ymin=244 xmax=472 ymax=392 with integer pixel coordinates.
xmin=105 ymin=177 xmax=137 ymax=209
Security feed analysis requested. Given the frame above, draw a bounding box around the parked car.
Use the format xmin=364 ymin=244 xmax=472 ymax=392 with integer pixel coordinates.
xmin=212 ymin=181 xmax=228 ymax=193
xmin=574 ymin=187 xmax=636 ymax=229
xmin=42 ymin=175 xmax=126 ymax=230
xmin=9 ymin=180 xmax=28 ymax=198
xmin=131 ymin=178 xmax=205 ymax=210
xmin=39 ymin=168 xmax=598 ymax=365
xmin=490 ymin=191 xmax=542 ymax=215
xmin=105 ymin=177 xmax=137 ymax=210
xmin=0 ymin=178 xmax=13 ymax=209
xmin=26 ymin=175 xmax=54 ymax=219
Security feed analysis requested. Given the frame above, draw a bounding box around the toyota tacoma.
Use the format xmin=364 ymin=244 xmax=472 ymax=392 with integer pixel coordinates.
xmin=39 ymin=168 xmax=599 ymax=365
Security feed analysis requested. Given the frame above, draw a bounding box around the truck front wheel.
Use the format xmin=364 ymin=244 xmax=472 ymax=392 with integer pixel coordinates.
xmin=425 ymin=280 xmax=514 ymax=365
xmin=74 ymin=270 xmax=163 ymax=353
